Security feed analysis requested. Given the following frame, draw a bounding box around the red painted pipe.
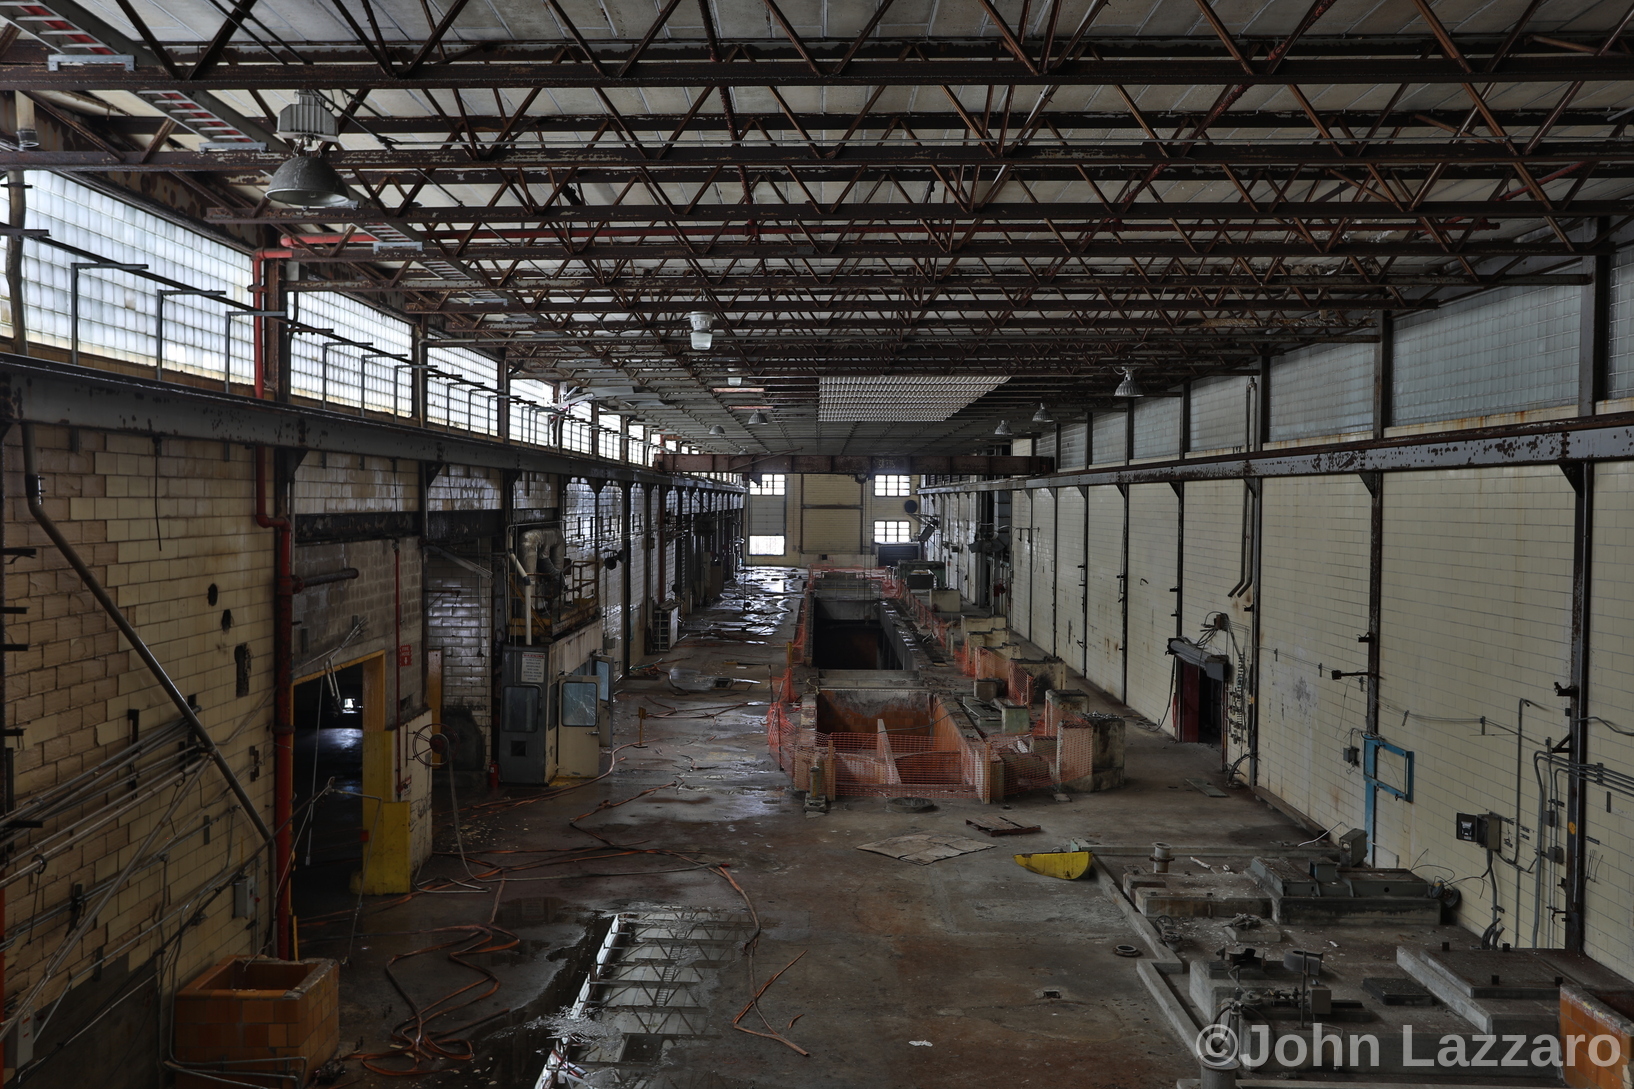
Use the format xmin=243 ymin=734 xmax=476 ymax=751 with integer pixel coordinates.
xmin=255 ymin=446 xmax=294 ymax=959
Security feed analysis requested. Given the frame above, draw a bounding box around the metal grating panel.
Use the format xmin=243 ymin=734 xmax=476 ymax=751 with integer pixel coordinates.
xmin=1609 ymin=247 xmax=1634 ymax=398
xmin=1091 ymin=411 xmax=1127 ymax=464
xmin=818 ymin=376 xmax=1007 ymax=421
xmin=1058 ymin=421 xmax=1088 ymax=470
xmin=1133 ymin=397 xmax=1180 ymax=459
xmin=1189 ymin=375 xmax=1250 ymax=452
xmin=1270 ymin=340 xmax=1374 ymax=442
xmin=748 ymin=496 xmax=785 ymax=535
xmin=1394 ymin=283 xmax=1579 ymax=426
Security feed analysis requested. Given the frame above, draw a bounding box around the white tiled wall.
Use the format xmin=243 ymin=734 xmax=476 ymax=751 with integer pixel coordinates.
xmin=1126 ymin=484 xmax=1179 ymax=724
xmin=1257 ymin=475 xmax=1372 ymax=836
xmin=1083 ymin=485 xmax=1125 ymax=697
xmin=1055 ymin=487 xmax=1088 ymax=675
xmin=1587 ymin=462 xmax=1634 ymax=976
xmin=1379 ymin=469 xmax=1574 ymax=944
xmin=1030 ymin=488 xmax=1057 ymax=653
xmin=1010 ymin=489 xmax=1033 ymax=643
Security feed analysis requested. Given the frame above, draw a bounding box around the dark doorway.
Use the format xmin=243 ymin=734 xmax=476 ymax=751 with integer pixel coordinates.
xmin=292 ymin=663 xmax=366 ymax=918
xmin=1175 ymin=661 xmax=1225 ymax=747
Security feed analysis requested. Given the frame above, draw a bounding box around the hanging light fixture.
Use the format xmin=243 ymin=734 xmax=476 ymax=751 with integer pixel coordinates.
xmin=726 ymin=375 xmax=744 ymax=387
xmin=276 ymin=90 xmax=341 ymax=143
xmin=266 ymin=91 xmax=351 ymax=207
xmin=1031 ymin=402 xmax=1053 ymax=423
xmin=993 ymin=419 xmax=1013 ymax=437
xmin=689 ymin=311 xmax=714 ymax=350
xmin=265 ymin=157 xmax=351 ymax=207
xmin=1114 ymin=366 xmax=1143 ymax=398
xmin=747 ymin=410 xmax=768 ymax=425
xmin=708 ymin=424 xmax=726 ymax=436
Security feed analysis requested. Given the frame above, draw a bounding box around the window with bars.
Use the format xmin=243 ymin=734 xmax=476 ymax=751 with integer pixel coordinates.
xmin=873 ymin=520 xmax=911 ymax=543
xmin=748 ymin=474 xmax=786 ymax=495
xmin=873 ymin=475 xmax=912 ymax=497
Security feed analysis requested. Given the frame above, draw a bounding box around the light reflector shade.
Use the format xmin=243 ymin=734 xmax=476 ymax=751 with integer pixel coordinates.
xmin=266 ymin=156 xmax=351 ymax=207
xmin=708 ymin=424 xmax=726 ymax=436
xmin=747 ymin=410 xmax=768 ymax=425
xmin=1031 ymin=402 xmax=1053 ymax=423
xmin=993 ymin=419 xmax=1013 ymax=437
xmin=818 ymin=375 xmax=1008 ymax=421
xmin=1114 ymin=367 xmax=1143 ymax=398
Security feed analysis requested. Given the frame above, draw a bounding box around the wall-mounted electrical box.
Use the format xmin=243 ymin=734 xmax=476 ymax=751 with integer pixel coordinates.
xmin=231 ymin=873 xmax=258 ymax=919
xmin=1455 ymin=812 xmax=1502 ymax=850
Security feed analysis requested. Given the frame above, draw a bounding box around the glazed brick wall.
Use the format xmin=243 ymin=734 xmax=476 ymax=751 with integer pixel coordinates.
xmin=3 ymin=426 xmax=275 ymax=1019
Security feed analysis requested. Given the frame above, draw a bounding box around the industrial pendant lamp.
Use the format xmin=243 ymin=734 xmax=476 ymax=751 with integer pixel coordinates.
xmin=265 ymin=156 xmax=351 ymax=207
xmin=993 ymin=419 xmax=1013 ymax=437
xmin=708 ymin=424 xmax=726 ymax=436
xmin=1114 ymin=366 xmax=1143 ymax=398
xmin=747 ymin=410 xmax=768 ymax=425
xmin=689 ymin=311 xmax=714 ymax=350
xmin=266 ymin=91 xmax=351 ymax=207
xmin=1031 ymin=402 xmax=1053 ymax=423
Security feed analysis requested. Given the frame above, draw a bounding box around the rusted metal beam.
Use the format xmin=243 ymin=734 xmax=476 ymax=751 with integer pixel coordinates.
xmin=9 ymin=141 xmax=1627 ymax=171
xmin=91 ymin=107 xmax=1621 ymax=136
xmin=0 ymin=54 xmax=1627 ymax=91
xmin=918 ymin=411 xmax=1634 ymax=492
xmin=243 ymin=239 xmax=1607 ymax=261
xmin=0 ymin=355 xmax=741 ymax=491
xmin=283 ymin=273 xmax=1592 ymax=292
xmin=655 ymin=452 xmax=1053 ymax=475
xmin=202 ymin=199 xmax=1634 ymax=224
xmin=405 ymin=297 xmax=1438 ymax=314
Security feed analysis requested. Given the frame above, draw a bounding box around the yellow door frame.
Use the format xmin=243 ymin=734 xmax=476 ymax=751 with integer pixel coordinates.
xmin=292 ymin=651 xmax=413 ymax=894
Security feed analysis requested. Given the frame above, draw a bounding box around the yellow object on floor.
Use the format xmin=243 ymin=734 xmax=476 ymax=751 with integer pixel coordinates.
xmin=1013 ymin=850 xmax=1093 ymax=880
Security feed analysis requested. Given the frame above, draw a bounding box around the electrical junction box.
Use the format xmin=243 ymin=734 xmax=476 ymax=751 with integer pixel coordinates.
xmin=1455 ymin=812 xmax=1502 ymax=850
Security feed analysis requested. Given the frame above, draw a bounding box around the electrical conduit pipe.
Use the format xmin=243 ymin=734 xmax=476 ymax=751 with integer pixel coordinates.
xmin=254 ymin=444 xmax=296 ymax=958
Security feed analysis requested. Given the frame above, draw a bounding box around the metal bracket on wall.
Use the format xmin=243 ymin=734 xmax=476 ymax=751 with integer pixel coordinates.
xmin=1363 ymin=737 xmax=1415 ymax=866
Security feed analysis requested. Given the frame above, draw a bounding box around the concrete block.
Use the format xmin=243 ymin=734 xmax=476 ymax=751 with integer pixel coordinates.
xmin=995 ymin=699 xmax=1030 ymax=734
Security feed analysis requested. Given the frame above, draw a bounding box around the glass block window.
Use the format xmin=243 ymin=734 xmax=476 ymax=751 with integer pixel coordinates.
xmin=0 ymin=171 xmax=253 ymax=377
xmin=749 ymin=535 xmax=786 ymax=555
xmin=873 ymin=520 xmax=911 ymax=543
xmin=510 ymin=378 xmax=557 ymax=445
xmin=424 ymin=344 xmax=500 ymax=435
xmin=289 ymin=291 xmax=413 ymax=413
xmin=874 ymin=475 xmax=912 ymax=496
xmin=749 ymin=474 xmax=786 ymax=495
xmin=597 ymin=414 xmax=621 ymax=460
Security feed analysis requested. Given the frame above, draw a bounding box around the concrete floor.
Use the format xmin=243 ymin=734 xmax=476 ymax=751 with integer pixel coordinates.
xmin=308 ymin=568 xmax=1317 ymax=1088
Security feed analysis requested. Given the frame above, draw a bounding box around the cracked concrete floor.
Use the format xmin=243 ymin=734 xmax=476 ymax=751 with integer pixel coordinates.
xmin=310 ymin=567 xmax=1305 ymax=1088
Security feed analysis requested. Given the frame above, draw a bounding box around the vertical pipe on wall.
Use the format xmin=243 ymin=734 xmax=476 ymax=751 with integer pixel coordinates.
xmin=1117 ymin=482 xmax=1130 ymax=704
xmin=1563 ymin=460 xmax=1593 ymax=953
xmin=253 ymin=445 xmax=295 ymax=958
xmin=1373 ymin=312 xmax=1393 ymax=440
xmin=1579 ymin=224 xmax=1610 ymax=417
xmin=621 ymin=481 xmax=633 ymax=676
xmin=2 ymin=150 xmax=22 ymax=1074
xmin=1361 ymin=470 xmax=1384 ymax=742
xmin=7 ymin=163 xmax=26 ymax=355
xmin=1247 ymin=354 xmax=1271 ymax=786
